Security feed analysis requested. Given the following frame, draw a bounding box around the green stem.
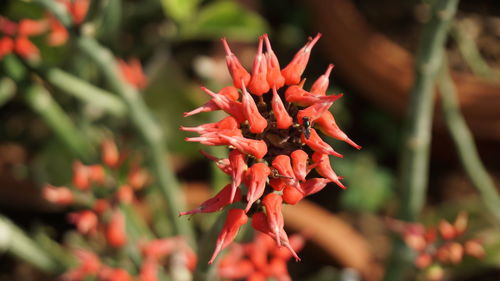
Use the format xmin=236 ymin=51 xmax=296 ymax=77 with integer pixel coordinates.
xmin=0 ymin=215 xmax=63 ymax=273
xmin=24 ymin=84 xmax=94 ymax=161
xmin=400 ymin=0 xmax=459 ymax=221
xmin=437 ymin=61 xmax=500 ymax=223
xmin=451 ymin=21 xmax=498 ymax=78
xmin=45 ymin=68 xmax=127 ymax=117
xmin=385 ymin=0 xmax=460 ymax=280
xmin=74 ymin=36 xmax=194 ymax=245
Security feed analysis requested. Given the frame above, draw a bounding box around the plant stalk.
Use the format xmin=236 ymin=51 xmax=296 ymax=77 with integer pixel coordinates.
xmin=384 ymin=0 xmax=460 ymax=280
xmin=437 ymin=61 xmax=500 ymax=223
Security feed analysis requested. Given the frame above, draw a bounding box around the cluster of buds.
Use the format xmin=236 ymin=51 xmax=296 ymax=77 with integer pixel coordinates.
xmin=218 ymin=232 xmax=304 ymax=281
xmin=0 ymin=0 xmax=88 ymax=60
xmin=388 ymin=212 xmax=485 ymax=281
xmin=62 ymin=237 xmax=196 ymax=281
xmin=43 ymin=139 xmax=197 ymax=281
xmin=182 ymin=34 xmax=360 ymax=263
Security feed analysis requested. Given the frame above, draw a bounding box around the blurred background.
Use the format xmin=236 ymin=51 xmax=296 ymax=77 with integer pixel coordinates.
xmin=1 ymin=0 xmax=500 ymax=280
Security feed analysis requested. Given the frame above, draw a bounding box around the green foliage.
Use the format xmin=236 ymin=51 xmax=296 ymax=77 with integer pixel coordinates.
xmin=161 ymin=0 xmax=200 ymax=23
xmin=179 ymin=1 xmax=268 ymax=41
xmin=339 ymin=153 xmax=393 ymax=212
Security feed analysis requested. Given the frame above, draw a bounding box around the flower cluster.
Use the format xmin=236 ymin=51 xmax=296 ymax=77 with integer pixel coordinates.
xmin=182 ymin=34 xmax=360 ymax=263
xmin=388 ymin=213 xmax=484 ymax=281
xmin=43 ymin=139 xmax=196 ymax=281
xmin=218 ymin=232 xmax=304 ymax=281
xmin=0 ymin=0 xmax=88 ymax=60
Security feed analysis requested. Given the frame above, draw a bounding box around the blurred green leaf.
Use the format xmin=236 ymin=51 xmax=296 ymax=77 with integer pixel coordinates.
xmin=180 ymin=1 xmax=268 ymax=42
xmin=0 ymin=77 xmax=16 ymax=107
xmin=161 ymin=0 xmax=200 ymax=23
xmin=2 ymin=55 xmax=27 ymax=82
xmin=24 ymin=85 xmax=95 ymax=160
xmin=339 ymin=153 xmax=393 ymax=212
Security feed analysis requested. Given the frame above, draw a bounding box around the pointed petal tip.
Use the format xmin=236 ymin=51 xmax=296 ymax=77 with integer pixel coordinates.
xmin=346 ymin=138 xmax=362 ymax=150
xmin=221 ymin=38 xmax=232 ymax=55
xmin=325 ymin=64 xmax=335 ymax=76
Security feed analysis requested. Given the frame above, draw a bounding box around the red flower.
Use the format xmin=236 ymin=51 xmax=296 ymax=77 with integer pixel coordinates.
xmin=183 ymin=34 xmax=360 ymax=263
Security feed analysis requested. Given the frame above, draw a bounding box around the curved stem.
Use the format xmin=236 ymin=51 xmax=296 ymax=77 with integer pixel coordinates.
xmin=24 ymin=84 xmax=94 ymax=160
xmin=438 ymin=61 xmax=500 ymax=224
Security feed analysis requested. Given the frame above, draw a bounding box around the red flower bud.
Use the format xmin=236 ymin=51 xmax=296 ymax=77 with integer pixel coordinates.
xmin=311 ymin=152 xmax=344 ymax=189
xmin=117 ymin=57 xmax=147 ymax=89
xmin=464 ymin=239 xmax=485 ymax=259
xmin=209 ymin=209 xmax=248 ymax=264
xmin=248 ymin=36 xmax=270 ymax=96
xmin=42 ymin=184 xmax=74 ymax=205
xmin=244 ymin=163 xmax=271 ymax=212
xmin=282 ymin=186 xmax=304 ymax=205
xmin=221 ymin=135 xmax=268 ymax=159
xmin=241 ymin=81 xmax=268 ymax=133
xmin=251 ymin=212 xmax=300 ymax=261
xmin=281 ymin=33 xmax=322 ymax=85
xmin=18 ymin=19 xmax=47 ymax=37
xmin=299 ymin=178 xmax=331 ymax=196
xmin=297 ymin=97 xmax=340 ymax=125
xmin=68 ymin=210 xmax=98 ymax=235
xmin=106 ymin=210 xmax=127 ymax=248
xmin=73 ymin=161 xmax=90 ymax=190
xmin=316 ymin=111 xmax=361 ymax=149
xmin=290 ymin=150 xmax=309 ymax=182
xmin=179 ymin=183 xmax=241 ymax=216
xmin=229 ymin=149 xmax=247 ymax=201
xmin=14 ymin=37 xmax=39 ymax=60
xmin=199 ymin=150 xmax=232 ymax=175
xmin=139 ymin=258 xmax=159 ymax=281
xmin=184 ymin=86 xmax=239 ymax=117
xmin=222 ymin=38 xmax=251 ymax=89
xmin=200 ymin=87 xmax=246 ymax=123
xmin=271 ymin=87 xmax=293 ymax=129
xmin=301 ymin=128 xmax=343 ymax=158
xmin=47 ymin=15 xmax=68 ymax=46
xmin=101 ymin=139 xmax=120 ymax=168
xmin=438 ymin=220 xmax=456 ymax=240
xmin=0 ymin=37 xmax=14 ymax=59
xmin=116 ymin=185 xmax=134 ymax=204
xmin=262 ymin=193 xmax=285 ymax=246
xmin=264 ymin=34 xmax=285 ymax=89
xmin=310 ymin=64 xmax=334 ymax=96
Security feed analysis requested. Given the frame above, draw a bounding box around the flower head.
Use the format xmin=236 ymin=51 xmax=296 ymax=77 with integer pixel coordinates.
xmin=182 ymin=34 xmax=360 ymax=263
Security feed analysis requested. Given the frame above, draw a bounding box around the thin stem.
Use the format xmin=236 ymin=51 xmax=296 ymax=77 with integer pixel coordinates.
xmin=75 ymin=36 xmax=194 ymax=245
xmin=0 ymin=215 xmax=64 ymax=273
xmin=45 ymin=68 xmax=127 ymax=117
xmin=24 ymin=84 xmax=94 ymax=161
xmin=438 ymin=61 xmax=500 ymax=223
xmin=451 ymin=21 xmax=498 ymax=78
xmin=384 ymin=0 xmax=460 ymax=280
